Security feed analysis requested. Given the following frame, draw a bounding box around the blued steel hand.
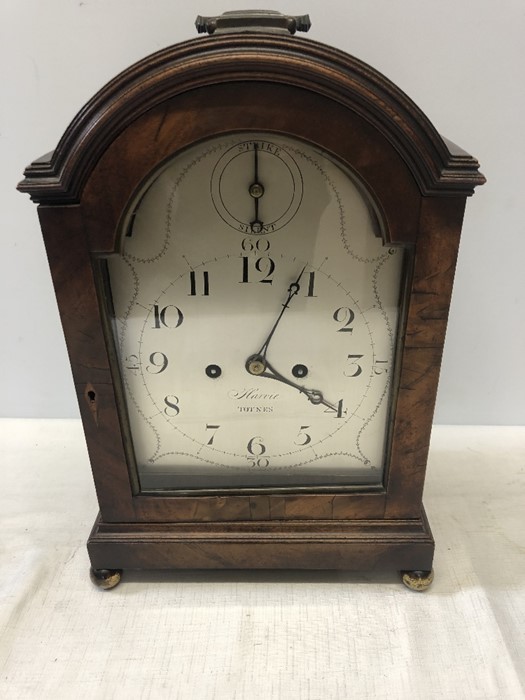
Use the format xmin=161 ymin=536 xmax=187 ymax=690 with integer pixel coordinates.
xmin=246 ymin=264 xmax=339 ymax=411
xmin=256 ymin=264 xmax=307 ymax=359
xmin=245 ymin=355 xmax=339 ymax=412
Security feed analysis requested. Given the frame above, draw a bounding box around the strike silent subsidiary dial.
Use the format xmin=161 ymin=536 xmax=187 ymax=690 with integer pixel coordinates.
xmin=211 ymin=139 xmax=303 ymax=235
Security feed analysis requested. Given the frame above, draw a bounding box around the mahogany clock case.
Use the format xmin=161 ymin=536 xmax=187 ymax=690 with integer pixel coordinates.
xmin=18 ymin=30 xmax=484 ymax=579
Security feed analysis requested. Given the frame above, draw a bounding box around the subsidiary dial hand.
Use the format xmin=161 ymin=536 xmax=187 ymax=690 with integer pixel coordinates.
xmin=256 ymin=264 xmax=307 ymax=359
xmin=246 ymin=355 xmax=340 ymax=413
xmin=249 ymin=143 xmax=264 ymax=234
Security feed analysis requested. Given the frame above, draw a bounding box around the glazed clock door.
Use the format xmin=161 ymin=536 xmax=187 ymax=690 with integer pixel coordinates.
xmin=106 ymin=132 xmax=405 ymax=491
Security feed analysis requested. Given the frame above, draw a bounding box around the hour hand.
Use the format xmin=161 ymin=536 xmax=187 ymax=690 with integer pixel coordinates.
xmin=245 ymin=355 xmax=339 ymax=412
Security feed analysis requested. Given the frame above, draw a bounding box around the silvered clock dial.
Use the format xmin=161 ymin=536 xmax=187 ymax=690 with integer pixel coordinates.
xmin=106 ymin=132 xmax=404 ymax=490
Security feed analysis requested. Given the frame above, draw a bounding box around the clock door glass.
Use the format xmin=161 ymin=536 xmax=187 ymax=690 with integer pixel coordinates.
xmin=106 ymin=133 xmax=405 ymax=490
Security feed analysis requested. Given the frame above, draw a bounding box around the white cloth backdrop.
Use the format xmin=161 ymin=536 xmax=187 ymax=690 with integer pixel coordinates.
xmin=1 ymin=420 xmax=524 ymax=699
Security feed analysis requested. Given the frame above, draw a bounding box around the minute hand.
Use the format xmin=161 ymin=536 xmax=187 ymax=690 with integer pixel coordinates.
xmin=257 ymin=264 xmax=306 ymax=358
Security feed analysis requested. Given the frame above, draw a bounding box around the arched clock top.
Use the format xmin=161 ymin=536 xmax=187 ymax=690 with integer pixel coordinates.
xmin=17 ymin=33 xmax=485 ymax=206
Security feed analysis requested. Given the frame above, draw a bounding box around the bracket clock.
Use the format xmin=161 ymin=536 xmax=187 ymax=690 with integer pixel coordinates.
xmin=18 ymin=10 xmax=484 ymax=590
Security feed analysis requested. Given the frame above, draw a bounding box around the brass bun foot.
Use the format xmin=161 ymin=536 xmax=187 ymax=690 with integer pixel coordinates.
xmin=401 ymin=569 xmax=434 ymax=591
xmin=90 ymin=567 xmax=122 ymax=590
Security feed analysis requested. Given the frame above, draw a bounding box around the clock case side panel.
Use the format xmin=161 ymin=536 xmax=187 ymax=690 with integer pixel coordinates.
xmin=385 ymin=195 xmax=467 ymax=518
xmin=36 ymin=205 xmax=137 ymax=520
